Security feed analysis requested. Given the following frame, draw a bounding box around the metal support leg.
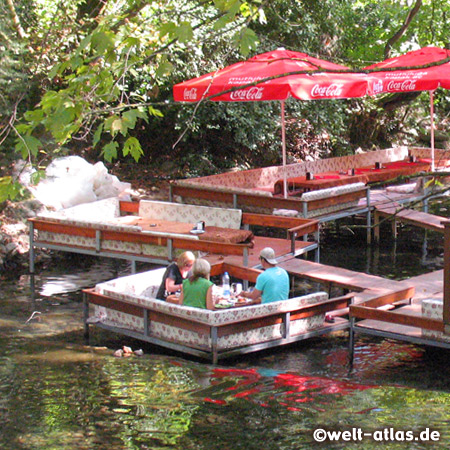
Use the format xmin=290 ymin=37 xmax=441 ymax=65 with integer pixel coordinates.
xmin=366 ymin=209 xmax=372 ymax=245
xmin=83 ymin=292 xmax=90 ymax=341
xmin=366 ymin=188 xmax=371 ymax=245
xmin=168 ymin=239 xmax=173 ymax=261
xmin=211 ymin=326 xmax=218 ymax=364
xmin=349 ymin=316 xmax=355 ymax=366
xmin=315 ymin=230 xmax=320 ymax=262
xmin=29 ymin=222 xmax=35 ymax=274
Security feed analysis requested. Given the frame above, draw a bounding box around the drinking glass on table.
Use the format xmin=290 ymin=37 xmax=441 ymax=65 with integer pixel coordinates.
xmin=231 ymin=283 xmax=243 ymax=297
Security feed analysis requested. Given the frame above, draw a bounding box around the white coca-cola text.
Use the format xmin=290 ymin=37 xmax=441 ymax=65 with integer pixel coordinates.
xmin=311 ymin=83 xmax=344 ymax=97
xmin=230 ymin=86 xmax=264 ymax=100
xmin=386 ymin=79 xmax=417 ymax=91
xmin=183 ymin=88 xmax=198 ymax=100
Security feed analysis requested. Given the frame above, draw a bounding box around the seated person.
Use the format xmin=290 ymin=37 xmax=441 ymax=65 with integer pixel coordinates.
xmin=156 ymin=251 xmax=196 ymax=300
xmin=167 ymin=258 xmax=214 ymax=310
xmin=241 ymin=247 xmax=289 ymax=304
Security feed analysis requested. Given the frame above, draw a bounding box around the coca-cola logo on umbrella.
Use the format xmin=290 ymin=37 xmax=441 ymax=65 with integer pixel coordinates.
xmin=311 ymin=83 xmax=344 ymax=98
xmin=183 ymin=88 xmax=198 ymax=100
xmin=230 ymin=87 xmax=264 ymax=100
xmin=386 ymin=79 xmax=417 ymax=91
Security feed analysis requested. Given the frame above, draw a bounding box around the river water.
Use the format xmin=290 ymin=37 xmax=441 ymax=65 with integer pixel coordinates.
xmin=1 ymin=200 xmax=450 ymax=449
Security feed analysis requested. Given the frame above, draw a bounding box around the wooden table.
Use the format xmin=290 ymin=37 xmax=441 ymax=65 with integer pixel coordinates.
xmin=273 ymin=159 xmax=432 ymax=194
xmin=111 ymin=216 xmax=254 ymax=244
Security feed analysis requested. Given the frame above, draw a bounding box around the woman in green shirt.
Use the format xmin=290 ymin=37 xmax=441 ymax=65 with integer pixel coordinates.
xmin=167 ymin=258 xmax=214 ymax=310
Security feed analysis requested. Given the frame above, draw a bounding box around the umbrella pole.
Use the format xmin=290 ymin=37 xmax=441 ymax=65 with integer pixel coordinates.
xmin=281 ymin=100 xmax=287 ymax=198
xmin=430 ymin=90 xmax=435 ymax=172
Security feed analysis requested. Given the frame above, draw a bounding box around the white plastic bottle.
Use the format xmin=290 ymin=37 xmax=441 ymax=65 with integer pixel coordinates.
xmin=222 ymin=271 xmax=230 ymax=298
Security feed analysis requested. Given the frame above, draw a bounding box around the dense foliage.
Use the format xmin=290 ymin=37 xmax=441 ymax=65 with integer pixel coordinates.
xmin=1 ymin=0 xmax=450 ymax=200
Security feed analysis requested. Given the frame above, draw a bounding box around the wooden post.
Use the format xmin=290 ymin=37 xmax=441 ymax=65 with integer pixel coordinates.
xmin=374 ymin=210 xmax=380 ymax=244
xmin=443 ymin=220 xmax=450 ymax=332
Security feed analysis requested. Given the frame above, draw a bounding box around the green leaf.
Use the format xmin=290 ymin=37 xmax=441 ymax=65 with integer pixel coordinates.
xmin=104 ymin=115 xmax=121 ymax=136
xmin=148 ymin=106 xmax=163 ymax=118
xmin=15 ymin=135 xmax=42 ymax=158
xmin=30 ymin=170 xmax=46 ymax=185
xmin=91 ymin=31 xmax=116 ymax=54
xmin=175 ymin=22 xmax=193 ymax=43
xmin=158 ymin=21 xmax=177 ymax=38
xmin=122 ymin=109 xmax=140 ymax=130
xmin=23 ymin=109 xmax=44 ymax=124
xmin=101 ymin=141 xmax=119 ymax=162
xmin=111 ymin=118 xmax=126 ymax=136
xmin=123 ymin=137 xmax=143 ymax=162
xmin=0 ymin=177 xmax=21 ymax=202
xmin=93 ymin=124 xmax=104 ymax=147
xmin=156 ymin=60 xmax=174 ymax=77
xmin=235 ymin=27 xmax=258 ymax=56
xmin=214 ymin=0 xmax=241 ymax=12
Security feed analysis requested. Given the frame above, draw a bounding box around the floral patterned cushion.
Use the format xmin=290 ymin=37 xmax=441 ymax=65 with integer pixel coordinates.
xmin=174 ymin=147 xmax=414 ymax=191
xmin=39 ymin=197 xmax=120 ymax=221
xmin=138 ymin=200 xmax=243 ymax=229
xmin=93 ymin=268 xmax=328 ymax=326
xmin=421 ymin=298 xmax=450 ymax=342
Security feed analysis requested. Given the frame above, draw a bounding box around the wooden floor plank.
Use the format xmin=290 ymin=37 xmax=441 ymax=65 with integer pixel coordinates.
xmin=375 ymin=205 xmax=446 ymax=233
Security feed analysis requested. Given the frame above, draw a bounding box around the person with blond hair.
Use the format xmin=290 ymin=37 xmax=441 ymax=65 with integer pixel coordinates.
xmin=167 ymin=258 xmax=215 ymax=310
xmin=156 ymin=251 xmax=196 ymax=300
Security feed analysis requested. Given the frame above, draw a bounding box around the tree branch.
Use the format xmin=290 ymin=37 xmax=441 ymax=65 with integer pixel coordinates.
xmin=5 ymin=0 xmax=26 ymax=39
xmin=384 ymin=0 xmax=423 ymax=59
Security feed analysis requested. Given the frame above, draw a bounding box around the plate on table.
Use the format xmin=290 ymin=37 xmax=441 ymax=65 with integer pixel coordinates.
xmin=215 ymin=301 xmax=233 ymax=309
xmin=190 ymin=229 xmax=205 ymax=235
xmin=235 ymin=297 xmax=252 ymax=305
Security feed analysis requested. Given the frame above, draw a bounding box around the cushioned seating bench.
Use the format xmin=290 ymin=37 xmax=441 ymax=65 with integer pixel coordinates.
xmin=29 ymin=197 xmax=320 ymax=271
xmin=83 ymin=262 xmax=353 ymax=363
xmin=29 ymin=198 xmax=254 ymax=271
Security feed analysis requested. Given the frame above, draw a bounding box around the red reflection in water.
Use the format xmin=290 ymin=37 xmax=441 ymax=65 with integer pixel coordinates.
xmin=353 ymin=340 xmax=424 ymax=374
xmin=204 ymin=367 xmax=376 ymax=410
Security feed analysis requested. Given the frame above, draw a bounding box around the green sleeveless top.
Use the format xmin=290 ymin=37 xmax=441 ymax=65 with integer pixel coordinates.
xmin=182 ymin=277 xmax=213 ymax=309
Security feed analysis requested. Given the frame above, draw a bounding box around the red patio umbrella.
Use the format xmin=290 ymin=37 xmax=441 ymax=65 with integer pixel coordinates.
xmin=173 ymin=48 xmax=369 ymax=197
xmin=365 ymin=47 xmax=450 ymax=170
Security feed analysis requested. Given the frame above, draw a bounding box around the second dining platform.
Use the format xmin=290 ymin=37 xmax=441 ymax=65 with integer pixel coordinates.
xmin=273 ymin=158 xmax=435 ymax=195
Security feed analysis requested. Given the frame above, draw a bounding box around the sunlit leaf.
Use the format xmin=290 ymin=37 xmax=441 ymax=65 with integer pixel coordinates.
xmin=123 ymin=137 xmax=143 ymax=162
xmin=176 ymin=22 xmax=193 ymax=43
xmin=148 ymin=106 xmax=163 ymax=118
xmin=0 ymin=177 xmax=21 ymax=202
xmin=158 ymin=21 xmax=177 ymax=38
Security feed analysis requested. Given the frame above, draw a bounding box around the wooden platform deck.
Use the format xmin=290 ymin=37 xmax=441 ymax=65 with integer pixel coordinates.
xmin=206 ymin=236 xmax=316 ymax=268
xmin=374 ymin=204 xmax=448 ymax=242
xmin=278 ymin=258 xmax=414 ymax=299
xmin=348 ymin=269 xmax=450 ymax=359
xmin=263 ymin=257 xmax=450 ymax=355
